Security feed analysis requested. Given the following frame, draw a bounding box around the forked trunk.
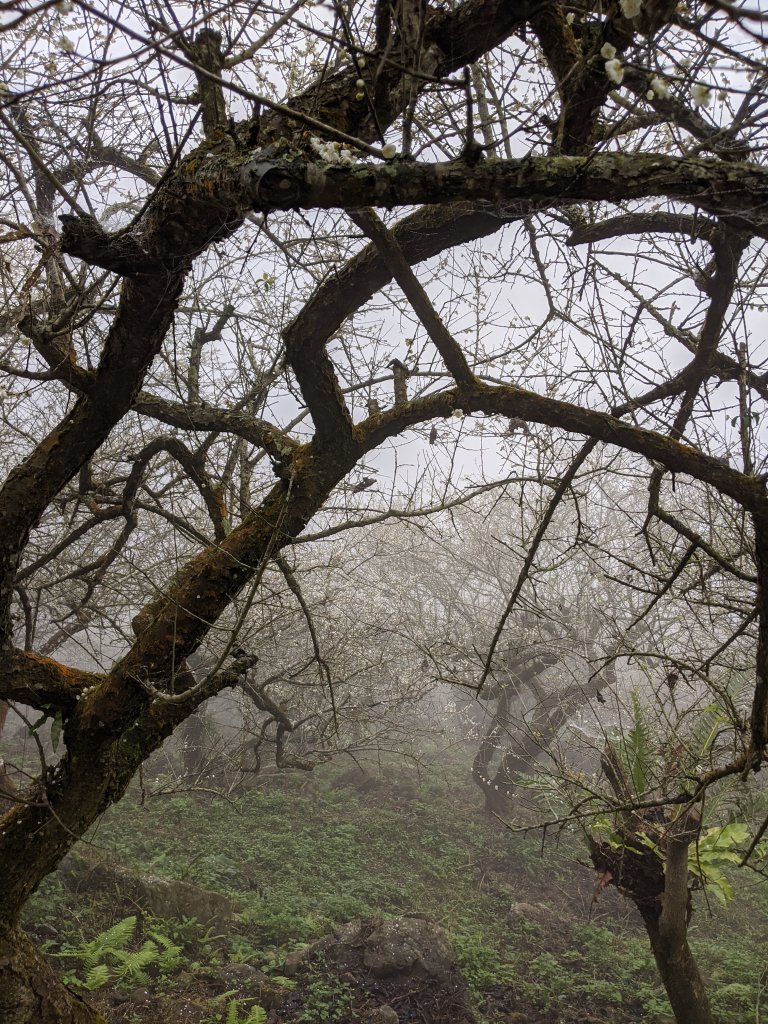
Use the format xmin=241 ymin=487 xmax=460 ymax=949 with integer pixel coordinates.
xmin=0 ymin=920 xmax=106 ymax=1024
xmin=589 ymin=802 xmax=715 ymax=1024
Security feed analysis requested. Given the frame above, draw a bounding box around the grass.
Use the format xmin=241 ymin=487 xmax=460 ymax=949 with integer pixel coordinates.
xmin=24 ymin=756 xmax=768 ymax=1023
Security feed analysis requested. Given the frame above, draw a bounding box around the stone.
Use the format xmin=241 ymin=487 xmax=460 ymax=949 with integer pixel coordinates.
xmin=126 ymin=987 xmax=154 ymax=1005
xmin=362 ymin=917 xmax=454 ymax=980
xmin=332 ymin=919 xmax=363 ymax=942
xmin=365 ymin=1006 xmax=399 ymax=1023
xmin=220 ymin=962 xmax=270 ymax=989
xmin=283 ymin=946 xmax=312 ymax=976
xmin=134 ymin=875 xmax=235 ymax=927
xmin=58 ymin=849 xmax=237 ymax=926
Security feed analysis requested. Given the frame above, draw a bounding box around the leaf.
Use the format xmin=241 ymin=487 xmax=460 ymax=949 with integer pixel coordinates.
xmin=50 ymin=711 xmax=63 ymax=753
xmin=98 ymin=915 xmax=137 ymax=950
xmin=147 ymin=929 xmax=183 ymax=973
xmin=625 ymin=691 xmax=653 ymax=795
xmin=78 ymin=915 xmax=137 ymax=970
xmin=27 ymin=712 xmax=48 ymax=736
xmin=84 ymin=964 xmax=111 ymax=990
xmin=699 ymin=822 xmax=749 ymax=853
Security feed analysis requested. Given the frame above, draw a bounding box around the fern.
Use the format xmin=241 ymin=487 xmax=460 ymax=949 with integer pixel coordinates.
xmin=623 ymin=691 xmax=654 ymax=796
xmin=225 ymin=1000 xmax=268 ymax=1024
xmin=91 ymin=915 xmax=137 ymax=953
xmin=60 ymin=915 xmax=137 ymax=972
xmin=687 ymin=702 xmax=729 ymax=762
xmin=147 ymin=929 xmax=184 ymax=974
xmin=110 ymin=940 xmax=160 ymax=987
xmin=54 ymin=914 xmax=188 ymax=991
xmin=83 ymin=964 xmax=111 ymax=991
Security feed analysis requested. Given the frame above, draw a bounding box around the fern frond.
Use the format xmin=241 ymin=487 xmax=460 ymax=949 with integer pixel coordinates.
xmin=147 ymin=930 xmax=183 ymax=973
xmin=624 ymin=691 xmax=654 ymax=796
xmin=83 ymin=964 xmax=111 ymax=991
xmin=110 ymin=940 xmax=159 ymax=985
xmin=78 ymin=916 xmax=137 ymax=970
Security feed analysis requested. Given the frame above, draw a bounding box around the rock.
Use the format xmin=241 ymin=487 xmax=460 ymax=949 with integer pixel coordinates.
xmin=58 ymin=849 xmax=237 ymax=926
xmin=220 ymin=962 xmax=270 ymax=989
xmin=135 ymin=875 xmax=235 ymax=927
xmin=111 ymin=987 xmax=155 ymax=1007
xmin=283 ymin=946 xmax=312 ymax=976
xmin=365 ymin=1006 xmax=399 ymax=1023
xmin=363 ymin=917 xmax=454 ymax=980
xmin=126 ymin=987 xmax=154 ymax=1005
xmin=333 ymin=919 xmax=363 ymax=942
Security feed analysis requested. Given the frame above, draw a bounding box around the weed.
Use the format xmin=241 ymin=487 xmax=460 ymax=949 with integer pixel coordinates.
xmin=296 ymin=956 xmax=354 ymax=1023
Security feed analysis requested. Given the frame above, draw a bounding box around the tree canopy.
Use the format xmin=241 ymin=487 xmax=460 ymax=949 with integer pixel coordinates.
xmin=1 ymin=0 xmax=767 ymax=1019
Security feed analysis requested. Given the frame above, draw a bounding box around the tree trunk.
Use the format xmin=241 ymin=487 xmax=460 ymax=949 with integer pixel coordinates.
xmin=0 ymin=921 xmax=106 ymax=1024
xmin=639 ymin=906 xmax=715 ymax=1024
xmin=590 ymin=814 xmax=715 ymax=1024
xmin=640 ymin=827 xmax=714 ymax=1024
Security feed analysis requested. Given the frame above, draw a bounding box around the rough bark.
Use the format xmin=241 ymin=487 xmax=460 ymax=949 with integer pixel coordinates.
xmin=0 ymin=922 xmax=105 ymax=1024
xmin=640 ymin=904 xmax=715 ymax=1024
xmin=166 ymin=152 xmax=768 ymax=238
xmin=590 ymin=801 xmax=714 ymax=1023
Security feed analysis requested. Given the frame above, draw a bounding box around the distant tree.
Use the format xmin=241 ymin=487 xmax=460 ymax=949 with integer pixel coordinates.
xmin=1 ymin=0 xmax=768 ymax=1021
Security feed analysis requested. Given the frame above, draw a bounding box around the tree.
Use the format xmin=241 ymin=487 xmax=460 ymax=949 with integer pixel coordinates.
xmin=1 ymin=0 xmax=768 ymax=1020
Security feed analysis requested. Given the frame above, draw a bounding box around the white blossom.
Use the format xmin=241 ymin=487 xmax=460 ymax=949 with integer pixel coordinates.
xmin=650 ymin=76 xmax=670 ymax=99
xmin=691 ymin=83 xmax=711 ymax=106
xmin=600 ymin=43 xmax=616 ymax=59
xmin=452 ymin=409 xmax=464 ymax=419
xmin=382 ymin=143 xmax=397 ymax=160
xmin=566 ymin=12 xmax=576 ymax=23
xmin=620 ymin=0 xmax=642 ymax=16
xmin=56 ymin=35 xmax=75 ymax=52
xmin=646 ymin=89 xmax=655 ymax=100
xmin=605 ymin=59 xmax=624 ymax=85
xmin=309 ymin=137 xmax=353 ymax=164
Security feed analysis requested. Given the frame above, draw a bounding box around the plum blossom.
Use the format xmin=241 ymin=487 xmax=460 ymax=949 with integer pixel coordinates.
xmin=650 ymin=76 xmax=670 ymax=99
xmin=605 ymin=59 xmax=624 ymax=85
xmin=691 ymin=83 xmax=712 ymax=106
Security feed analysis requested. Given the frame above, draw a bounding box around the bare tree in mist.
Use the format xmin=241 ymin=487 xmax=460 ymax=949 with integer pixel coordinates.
xmin=0 ymin=0 xmax=767 ymax=1020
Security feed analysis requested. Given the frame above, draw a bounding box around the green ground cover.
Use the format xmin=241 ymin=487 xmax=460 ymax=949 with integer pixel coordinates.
xmin=24 ymin=759 xmax=768 ymax=1023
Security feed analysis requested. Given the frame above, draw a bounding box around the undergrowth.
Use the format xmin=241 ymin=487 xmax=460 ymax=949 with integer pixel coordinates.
xmin=24 ymin=756 xmax=768 ymax=1023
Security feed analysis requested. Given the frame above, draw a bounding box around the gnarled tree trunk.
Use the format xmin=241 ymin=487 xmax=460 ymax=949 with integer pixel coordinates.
xmin=590 ymin=798 xmax=714 ymax=1024
xmin=0 ymin=921 xmax=105 ymax=1024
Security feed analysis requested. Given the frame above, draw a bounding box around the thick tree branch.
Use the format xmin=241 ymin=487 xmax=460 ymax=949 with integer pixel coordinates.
xmin=348 ymin=208 xmax=476 ymax=388
xmin=0 ymin=651 xmax=102 ymax=714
